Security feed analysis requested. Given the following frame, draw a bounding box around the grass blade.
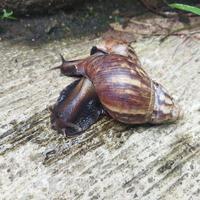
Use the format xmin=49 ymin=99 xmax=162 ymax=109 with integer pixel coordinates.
xmin=169 ymin=3 xmax=200 ymax=15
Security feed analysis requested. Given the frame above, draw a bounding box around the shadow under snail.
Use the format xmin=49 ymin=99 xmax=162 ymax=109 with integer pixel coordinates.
xmin=50 ymin=43 xmax=182 ymax=137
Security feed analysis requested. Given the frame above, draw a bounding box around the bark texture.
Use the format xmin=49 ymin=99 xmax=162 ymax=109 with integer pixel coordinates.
xmin=0 ymin=34 xmax=200 ymax=199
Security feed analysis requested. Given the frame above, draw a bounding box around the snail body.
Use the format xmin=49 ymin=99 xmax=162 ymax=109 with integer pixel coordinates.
xmin=50 ymin=78 xmax=103 ymax=136
xmin=51 ymin=46 xmax=181 ymax=136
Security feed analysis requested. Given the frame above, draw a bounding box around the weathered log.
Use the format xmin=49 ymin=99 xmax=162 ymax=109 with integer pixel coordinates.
xmin=0 ymin=29 xmax=200 ymax=199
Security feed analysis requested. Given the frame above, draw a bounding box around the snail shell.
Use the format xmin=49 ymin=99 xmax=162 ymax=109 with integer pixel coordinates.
xmin=56 ymin=52 xmax=182 ymax=125
xmin=79 ymin=53 xmax=181 ymax=124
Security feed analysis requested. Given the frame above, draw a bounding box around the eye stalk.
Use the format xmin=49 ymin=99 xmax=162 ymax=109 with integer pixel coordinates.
xmin=90 ymin=46 xmax=108 ymax=55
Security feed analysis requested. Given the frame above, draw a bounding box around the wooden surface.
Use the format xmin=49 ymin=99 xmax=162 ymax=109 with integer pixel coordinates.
xmin=0 ymin=35 xmax=200 ymax=200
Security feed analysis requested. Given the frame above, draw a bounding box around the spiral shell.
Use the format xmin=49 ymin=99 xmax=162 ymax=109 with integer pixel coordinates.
xmin=76 ymin=53 xmax=181 ymax=124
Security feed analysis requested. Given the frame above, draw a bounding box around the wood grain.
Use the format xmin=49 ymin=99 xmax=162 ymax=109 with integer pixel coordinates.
xmin=0 ymin=36 xmax=200 ymax=200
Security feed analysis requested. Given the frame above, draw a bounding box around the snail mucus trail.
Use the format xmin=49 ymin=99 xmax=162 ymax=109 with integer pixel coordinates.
xmin=50 ymin=45 xmax=182 ymax=136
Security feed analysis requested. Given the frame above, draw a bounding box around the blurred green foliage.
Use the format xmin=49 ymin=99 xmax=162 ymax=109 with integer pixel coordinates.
xmin=169 ymin=3 xmax=200 ymax=15
xmin=0 ymin=9 xmax=16 ymax=20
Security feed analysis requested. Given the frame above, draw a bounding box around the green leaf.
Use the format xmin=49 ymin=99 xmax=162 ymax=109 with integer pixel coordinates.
xmin=169 ymin=3 xmax=200 ymax=16
xmin=1 ymin=9 xmax=16 ymax=20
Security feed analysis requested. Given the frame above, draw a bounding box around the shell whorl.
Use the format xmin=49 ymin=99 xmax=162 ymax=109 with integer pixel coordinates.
xmin=150 ymin=82 xmax=182 ymax=124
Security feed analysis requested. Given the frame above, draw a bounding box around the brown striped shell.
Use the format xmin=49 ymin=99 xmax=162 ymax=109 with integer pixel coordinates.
xmin=75 ymin=53 xmax=181 ymax=124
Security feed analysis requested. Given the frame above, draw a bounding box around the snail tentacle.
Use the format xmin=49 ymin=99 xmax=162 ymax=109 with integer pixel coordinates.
xmin=51 ymin=54 xmax=85 ymax=77
xmin=90 ymin=46 xmax=108 ymax=55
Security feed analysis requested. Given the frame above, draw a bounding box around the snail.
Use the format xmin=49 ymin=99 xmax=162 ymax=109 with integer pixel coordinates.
xmin=50 ymin=45 xmax=182 ymax=136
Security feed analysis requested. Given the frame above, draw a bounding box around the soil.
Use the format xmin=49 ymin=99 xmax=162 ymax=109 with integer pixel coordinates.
xmin=0 ymin=0 xmax=84 ymax=15
xmin=0 ymin=0 xmax=144 ymax=44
